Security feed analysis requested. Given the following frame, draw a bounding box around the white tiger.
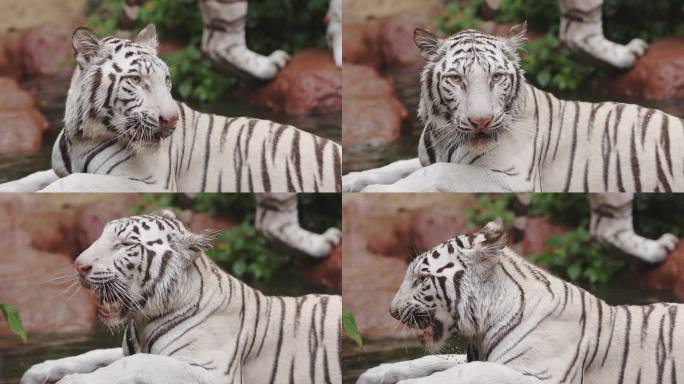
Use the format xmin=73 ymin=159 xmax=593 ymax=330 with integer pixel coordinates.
xmin=326 ymin=0 xmax=342 ymax=68
xmin=357 ymin=219 xmax=684 ymax=384
xmin=21 ymin=210 xmax=341 ymax=384
xmin=485 ymin=0 xmax=648 ymax=69
xmin=512 ymin=193 xmax=678 ymax=264
xmin=342 ymin=24 xmax=684 ymax=193
xmin=0 ymin=24 xmax=341 ymax=193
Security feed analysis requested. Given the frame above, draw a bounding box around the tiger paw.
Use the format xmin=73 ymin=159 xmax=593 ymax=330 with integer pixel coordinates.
xmin=610 ymin=38 xmax=648 ymax=69
xmin=21 ymin=361 xmax=68 ymax=384
xmin=357 ymin=364 xmax=408 ymax=384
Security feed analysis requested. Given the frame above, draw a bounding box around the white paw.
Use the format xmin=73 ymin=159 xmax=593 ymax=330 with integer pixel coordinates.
xmin=611 ymin=39 xmax=648 ymax=69
xmin=640 ymin=234 xmax=677 ymax=263
xmin=626 ymin=38 xmax=648 ymax=57
xmin=21 ymin=361 xmax=66 ymax=384
xmin=357 ymin=365 xmax=406 ymax=384
xmin=342 ymin=173 xmax=373 ymax=192
xmin=269 ymin=50 xmax=290 ymax=70
xmin=323 ymin=227 xmax=342 ymax=247
xmin=657 ymin=233 xmax=679 ymax=253
xmin=361 ymin=184 xmax=392 ymax=192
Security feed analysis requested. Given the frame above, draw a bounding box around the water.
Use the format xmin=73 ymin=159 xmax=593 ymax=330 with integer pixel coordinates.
xmin=341 ymin=277 xmax=681 ymax=384
xmin=342 ymin=64 xmax=684 ymax=173
xmin=0 ymin=79 xmax=341 ymax=184
xmin=0 ymin=271 xmax=334 ymax=383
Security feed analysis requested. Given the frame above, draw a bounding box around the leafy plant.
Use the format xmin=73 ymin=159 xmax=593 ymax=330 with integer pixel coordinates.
xmin=342 ymin=308 xmax=363 ymax=347
xmin=436 ymin=1 xmax=485 ymax=36
xmin=530 ymin=228 xmax=625 ymax=285
xmin=1 ymin=303 xmax=27 ymax=343
xmin=207 ymin=223 xmax=291 ymax=281
xmin=527 ymin=193 xmax=590 ymax=227
xmin=465 ymin=195 xmax=516 ymax=228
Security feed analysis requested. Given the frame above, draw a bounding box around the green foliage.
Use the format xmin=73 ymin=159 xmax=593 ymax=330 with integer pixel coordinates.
xmin=207 ymin=222 xmax=290 ymax=281
xmin=530 ymin=228 xmax=625 ymax=285
xmin=465 ymin=195 xmax=515 ymax=228
xmin=0 ymin=303 xmax=27 ymax=343
xmin=436 ymin=1 xmax=484 ymax=36
xmin=342 ymin=308 xmax=363 ymax=347
xmin=131 ymin=193 xmax=177 ymax=214
xmin=527 ymin=193 xmax=590 ymax=227
xmin=634 ymin=194 xmax=684 ymax=239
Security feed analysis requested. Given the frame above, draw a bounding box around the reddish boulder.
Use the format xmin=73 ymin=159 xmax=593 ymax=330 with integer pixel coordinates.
xmin=189 ymin=212 xmax=239 ymax=233
xmin=641 ymin=241 xmax=684 ymax=299
xmin=301 ymin=244 xmax=342 ymax=290
xmin=600 ymin=37 xmax=684 ymax=101
xmin=0 ymin=77 xmax=49 ymax=155
xmin=343 ymin=19 xmax=383 ymax=69
xmin=73 ymin=198 xmax=140 ymax=251
xmin=248 ymin=49 xmax=341 ymax=115
xmin=410 ymin=207 xmax=470 ymax=254
xmin=520 ymin=218 xmax=571 ymax=256
xmin=22 ymin=25 xmax=74 ymax=78
xmin=378 ymin=14 xmax=430 ymax=67
xmin=342 ymin=64 xmax=407 ymax=147
xmin=0 ymin=31 xmax=24 ymax=79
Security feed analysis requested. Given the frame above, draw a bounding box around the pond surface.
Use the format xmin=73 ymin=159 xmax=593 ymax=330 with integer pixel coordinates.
xmin=342 ymin=64 xmax=684 ymax=173
xmin=0 ymin=271 xmax=334 ymax=383
xmin=341 ymin=277 xmax=681 ymax=384
xmin=0 ymin=79 xmax=341 ymax=184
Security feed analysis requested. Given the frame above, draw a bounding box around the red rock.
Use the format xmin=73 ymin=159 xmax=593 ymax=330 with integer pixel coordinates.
xmin=0 ymin=31 xmax=24 ymax=79
xmin=301 ymin=244 xmax=342 ymax=290
xmin=365 ymin=217 xmax=413 ymax=259
xmin=599 ymin=37 xmax=684 ymax=101
xmin=379 ymin=14 xmax=430 ymax=67
xmin=73 ymin=198 xmax=140 ymax=251
xmin=342 ymin=64 xmax=407 ymax=147
xmin=189 ymin=212 xmax=239 ymax=233
xmin=410 ymin=207 xmax=471 ymax=254
xmin=641 ymin=241 xmax=684 ymax=299
xmin=342 ymin=19 xmax=383 ymax=69
xmin=520 ymin=218 xmax=571 ymax=256
xmin=248 ymin=49 xmax=341 ymax=115
xmin=22 ymin=25 xmax=74 ymax=78
xmin=0 ymin=77 xmax=48 ymax=155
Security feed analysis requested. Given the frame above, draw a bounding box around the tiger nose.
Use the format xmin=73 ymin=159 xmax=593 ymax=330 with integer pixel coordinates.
xmin=468 ymin=116 xmax=493 ymax=131
xmin=74 ymin=261 xmax=93 ymax=277
xmin=389 ymin=307 xmax=400 ymax=321
xmin=159 ymin=114 xmax=178 ymax=133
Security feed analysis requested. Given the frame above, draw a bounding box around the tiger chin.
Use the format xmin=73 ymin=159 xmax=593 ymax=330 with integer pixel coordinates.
xmin=357 ymin=220 xmax=684 ymax=384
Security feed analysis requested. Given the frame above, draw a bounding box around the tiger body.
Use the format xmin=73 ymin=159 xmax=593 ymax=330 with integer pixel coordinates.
xmin=342 ymin=26 xmax=684 ymax=193
xmin=357 ymin=221 xmax=684 ymax=384
xmin=0 ymin=24 xmax=340 ymax=193
xmin=21 ymin=211 xmax=341 ymax=384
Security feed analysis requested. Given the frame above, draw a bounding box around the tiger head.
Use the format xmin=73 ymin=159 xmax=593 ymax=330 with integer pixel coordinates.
xmin=66 ymin=24 xmax=179 ymax=149
xmin=416 ymin=24 xmax=527 ymax=151
xmin=389 ymin=219 xmax=506 ymax=352
xmin=73 ymin=210 xmax=213 ymax=328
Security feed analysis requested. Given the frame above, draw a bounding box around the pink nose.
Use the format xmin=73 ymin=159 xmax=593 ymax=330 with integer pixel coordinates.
xmin=75 ymin=261 xmax=92 ymax=277
xmin=389 ymin=307 xmax=400 ymax=320
xmin=468 ymin=116 xmax=493 ymax=131
xmin=159 ymin=114 xmax=178 ymax=133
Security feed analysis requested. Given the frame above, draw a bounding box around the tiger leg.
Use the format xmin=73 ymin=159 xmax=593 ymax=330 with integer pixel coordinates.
xmin=342 ymin=158 xmax=423 ymax=192
xmin=559 ymin=0 xmax=647 ymax=69
xmin=327 ymin=0 xmax=342 ymax=67
xmin=255 ymin=193 xmax=341 ymax=258
xmin=21 ymin=348 xmax=123 ymax=384
xmin=395 ymin=362 xmax=544 ymax=384
xmin=590 ymin=193 xmax=678 ymax=263
xmin=39 ymin=174 xmax=166 ymax=192
xmin=53 ymin=353 xmax=217 ymax=384
xmin=198 ymin=0 xmax=290 ymax=80
xmin=0 ymin=169 xmax=59 ymax=192
xmin=356 ymin=355 xmax=466 ymax=384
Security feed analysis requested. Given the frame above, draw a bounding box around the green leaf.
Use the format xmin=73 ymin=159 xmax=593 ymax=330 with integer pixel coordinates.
xmin=0 ymin=303 xmax=27 ymax=343
xmin=342 ymin=308 xmax=363 ymax=347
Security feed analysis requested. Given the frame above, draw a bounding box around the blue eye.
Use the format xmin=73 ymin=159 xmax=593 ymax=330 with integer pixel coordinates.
xmin=129 ymin=76 xmax=141 ymax=84
xmin=446 ymin=74 xmax=463 ymax=83
xmin=492 ymin=73 xmax=505 ymax=81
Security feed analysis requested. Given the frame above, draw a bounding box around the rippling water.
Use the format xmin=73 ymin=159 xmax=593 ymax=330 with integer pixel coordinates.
xmin=0 ymin=79 xmax=341 ymax=184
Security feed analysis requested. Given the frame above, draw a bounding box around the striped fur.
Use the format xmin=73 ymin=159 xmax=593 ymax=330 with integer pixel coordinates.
xmin=358 ymin=220 xmax=684 ymax=384
xmin=342 ymin=25 xmax=684 ymax=192
xmin=22 ymin=210 xmax=341 ymax=384
xmin=50 ymin=25 xmax=341 ymax=192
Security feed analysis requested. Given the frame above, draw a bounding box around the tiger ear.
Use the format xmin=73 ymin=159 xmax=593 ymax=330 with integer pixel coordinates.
xmin=414 ymin=28 xmax=443 ymax=60
xmin=471 ymin=219 xmax=507 ymax=262
xmin=170 ymin=231 xmax=216 ymax=261
xmin=153 ymin=208 xmax=177 ymax=220
xmin=503 ymin=22 xmax=527 ymax=53
xmin=72 ymin=27 xmax=100 ymax=66
xmin=135 ymin=23 xmax=158 ymax=51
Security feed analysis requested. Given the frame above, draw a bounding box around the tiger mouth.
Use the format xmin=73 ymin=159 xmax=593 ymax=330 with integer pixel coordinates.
xmin=123 ymin=130 xmax=164 ymax=145
xmin=97 ymin=296 xmax=124 ymax=320
xmin=400 ymin=309 xmax=443 ymax=345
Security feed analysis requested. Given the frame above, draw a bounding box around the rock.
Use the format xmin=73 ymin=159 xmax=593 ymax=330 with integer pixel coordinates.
xmin=365 ymin=217 xmax=413 ymax=260
xmin=0 ymin=77 xmax=49 ymax=155
xmin=600 ymin=37 xmax=684 ymax=101
xmin=0 ymin=32 xmax=24 ymax=79
xmin=189 ymin=212 xmax=239 ymax=233
xmin=22 ymin=24 xmax=75 ymax=78
xmin=0 ymin=0 xmax=86 ymax=35
xmin=342 ymin=64 xmax=407 ymax=147
xmin=641 ymin=241 xmax=684 ymax=300
xmin=248 ymin=49 xmax=341 ymax=115
xmin=520 ymin=218 xmax=571 ymax=256
xmin=73 ymin=198 xmax=140 ymax=252
xmin=378 ymin=14 xmax=431 ymax=67
xmin=344 ymin=0 xmax=444 ymax=21
xmin=301 ymin=244 xmax=342 ymax=290
xmin=342 ymin=20 xmax=383 ymax=69
xmin=410 ymin=207 xmax=471 ymax=254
